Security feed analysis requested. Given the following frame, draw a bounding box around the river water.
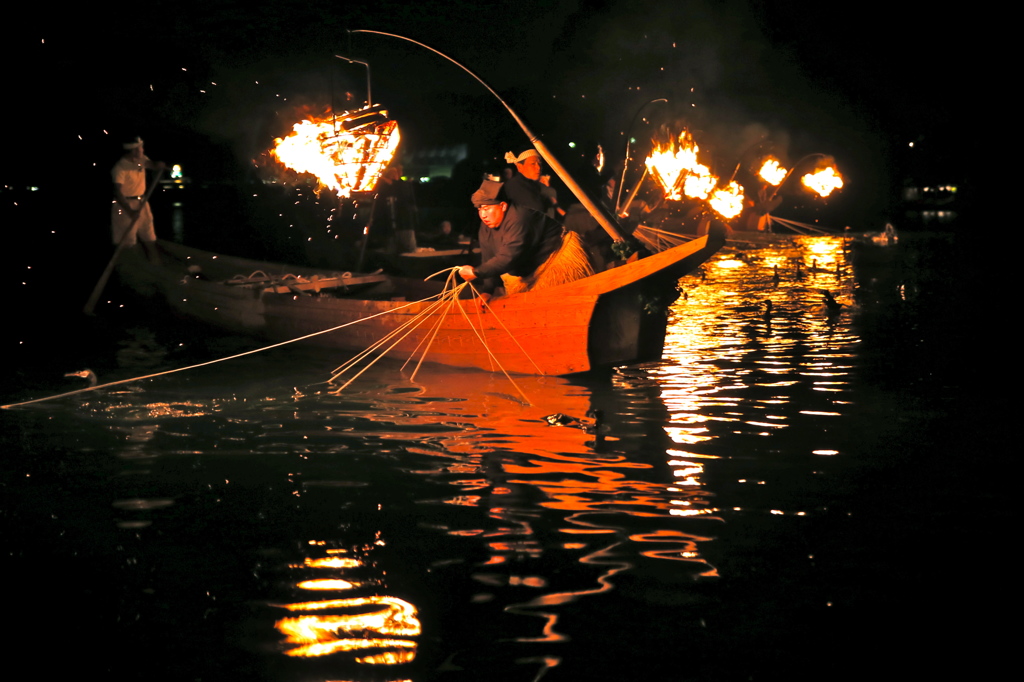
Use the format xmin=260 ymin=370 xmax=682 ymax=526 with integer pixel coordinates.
xmin=2 ymin=230 xmax=990 ymax=681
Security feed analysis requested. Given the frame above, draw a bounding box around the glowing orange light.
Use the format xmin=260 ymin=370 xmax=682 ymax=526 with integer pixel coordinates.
xmin=296 ymin=579 xmax=357 ymax=590
xmin=645 ymin=130 xmax=717 ymax=201
xmin=272 ymin=109 xmax=400 ymax=197
xmin=802 ymin=166 xmax=844 ymax=197
xmin=302 ymin=556 xmax=360 ymax=569
xmin=275 ymin=596 xmax=421 ymax=659
xmin=758 ymin=158 xmax=787 ymax=186
xmin=708 ymin=181 xmax=744 ymax=219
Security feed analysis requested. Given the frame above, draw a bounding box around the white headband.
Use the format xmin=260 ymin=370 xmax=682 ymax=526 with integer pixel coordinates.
xmin=504 ymin=149 xmax=539 ymax=164
xmin=123 ymin=137 xmax=144 ymax=150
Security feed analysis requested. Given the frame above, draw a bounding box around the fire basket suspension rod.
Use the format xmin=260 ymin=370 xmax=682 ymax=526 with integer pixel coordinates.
xmin=616 ymin=98 xmax=667 ymax=215
xmin=768 ymin=153 xmax=827 ymax=202
xmin=350 ymin=29 xmax=625 ymax=242
xmin=335 ymin=54 xmax=372 ymax=108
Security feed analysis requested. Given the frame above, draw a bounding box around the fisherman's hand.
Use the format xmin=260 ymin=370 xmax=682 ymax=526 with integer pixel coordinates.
xmin=458 ymin=265 xmax=477 ymax=281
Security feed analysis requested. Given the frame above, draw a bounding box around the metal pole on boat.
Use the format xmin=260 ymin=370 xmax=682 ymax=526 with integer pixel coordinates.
xmin=335 ymin=55 xmax=372 ymax=108
xmin=769 ymin=153 xmax=826 ymax=203
xmin=350 ymin=30 xmax=626 ymax=243
xmin=616 ymin=98 xmax=666 ymax=215
xmin=355 ymin=193 xmax=379 ymax=272
xmin=619 ymin=165 xmax=649 ymax=217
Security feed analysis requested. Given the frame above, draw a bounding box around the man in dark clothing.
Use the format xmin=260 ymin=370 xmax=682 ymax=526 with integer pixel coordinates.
xmin=502 ymin=148 xmax=547 ymax=215
xmin=458 ymin=179 xmax=561 ymax=303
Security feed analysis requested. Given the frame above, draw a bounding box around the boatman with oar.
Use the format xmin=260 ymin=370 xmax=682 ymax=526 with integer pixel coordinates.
xmin=459 ymin=178 xmax=589 ymax=304
xmin=111 ymin=136 xmax=165 ymax=263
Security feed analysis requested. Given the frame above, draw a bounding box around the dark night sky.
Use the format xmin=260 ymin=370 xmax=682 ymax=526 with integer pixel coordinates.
xmin=5 ymin=0 xmax=960 ymax=227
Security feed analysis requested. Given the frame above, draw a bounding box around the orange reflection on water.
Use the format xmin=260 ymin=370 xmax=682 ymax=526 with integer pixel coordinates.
xmin=660 ymin=236 xmax=859 ymax=457
xmin=630 ymin=529 xmax=719 ymax=573
xmin=274 ymin=545 xmax=420 ymax=664
xmin=296 ymin=579 xmax=358 ymax=591
xmin=302 ymin=556 xmax=361 ymax=569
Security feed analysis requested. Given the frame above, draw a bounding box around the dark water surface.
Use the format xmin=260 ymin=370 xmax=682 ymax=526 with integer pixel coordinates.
xmin=3 ymin=232 xmax=994 ymax=680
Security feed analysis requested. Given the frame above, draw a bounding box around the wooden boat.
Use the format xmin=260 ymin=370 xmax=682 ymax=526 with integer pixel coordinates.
xmin=370 ymin=244 xmax=479 ymax=279
xmin=116 ymin=228 xmax=725 ymax=375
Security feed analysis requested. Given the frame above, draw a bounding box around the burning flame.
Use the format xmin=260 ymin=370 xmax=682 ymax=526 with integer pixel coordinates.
xmin=802 ymin=166 xmax=844 ymax=197
xmin=645 ymin=130 xmax=747 ymax=220
xmin=272 ymin=108 xmax=400 ymax=197
xmin=645 ymin=131 xmax=717 ymax=201
xmin=708 ymin=181 xmax=745 ymax=219
xmin=758 ymin=158 xmax=787 ymax=186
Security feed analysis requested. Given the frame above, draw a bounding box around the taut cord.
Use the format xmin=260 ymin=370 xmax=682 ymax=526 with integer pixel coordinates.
xmin=1 ymin=292 xmax=448 ymax=410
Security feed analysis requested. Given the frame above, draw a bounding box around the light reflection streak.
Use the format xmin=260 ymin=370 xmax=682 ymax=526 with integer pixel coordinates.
xmin=272 ymin=543 xmax=421 ymax=665
xmin=657 ymin=236 xmax=860 ymax=499
xmin=296 ymin=579 xmax=358 ymax=590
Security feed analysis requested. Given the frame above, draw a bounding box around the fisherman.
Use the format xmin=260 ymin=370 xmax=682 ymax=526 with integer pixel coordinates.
xmin=111 ymin=136 xmax=165 ymax=263
xmin=502 ymin=148 xmax=548 ymax=216
xmin=371 ymin=163 xmax=418 ymax=253
xmin=458 ymin=178 xmax=562 ymax=303
xmin=539 ymin=173 xmax=566 ymax=220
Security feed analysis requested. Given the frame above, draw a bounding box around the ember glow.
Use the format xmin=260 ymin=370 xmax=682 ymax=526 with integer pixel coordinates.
xmin=708 ymin=181 xmax=745 ymax=219
xmin=758 ymin=158 xmax=787 ymax=186
xmin=272 ymin=109 xmax=400 ymax=197
xmin=645 ymin=131 xmax=717 ymax=201
xmin=802 ymin=166 xmax=844 ymax=197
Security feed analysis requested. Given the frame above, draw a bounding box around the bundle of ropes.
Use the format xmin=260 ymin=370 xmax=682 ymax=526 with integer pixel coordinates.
xmin=632 ymin=225 xmax=695 ymax=253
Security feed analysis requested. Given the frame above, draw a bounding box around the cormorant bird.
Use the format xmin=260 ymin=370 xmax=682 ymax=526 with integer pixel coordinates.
xmin=821 ymin=290 xmax=843 ymax=316
xmin=64 ymin=369 xmax=98 ymax=386
xmin=544 ymin=409 xmax=604 ymax=434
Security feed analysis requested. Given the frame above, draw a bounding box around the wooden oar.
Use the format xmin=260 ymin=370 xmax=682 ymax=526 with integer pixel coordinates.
xmin=83 ymin=168 xmax=164 ymax=315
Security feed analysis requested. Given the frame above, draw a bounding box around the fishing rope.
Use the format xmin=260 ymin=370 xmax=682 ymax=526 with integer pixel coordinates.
xmin=767 ymin=215 xmax=832 ymax=235
xmin=633 ymin=225 xmax=695 ymax=252
xmin=402 ymin=271 xmax=467 ymax=377
xmin=1 ymin=292 xmax=449 ymax=410
xmin=328 ymin=268 xmax=540 ymax=405
xmin=327 ymin=282 xmax=465 ymax=391
xmin=6 ymin=266 xmax=560 ymax=410
xmin=327 ymin=270 xmax=471 ymax=383
xmin=422 ymin=263 xmax=549 ymax=377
